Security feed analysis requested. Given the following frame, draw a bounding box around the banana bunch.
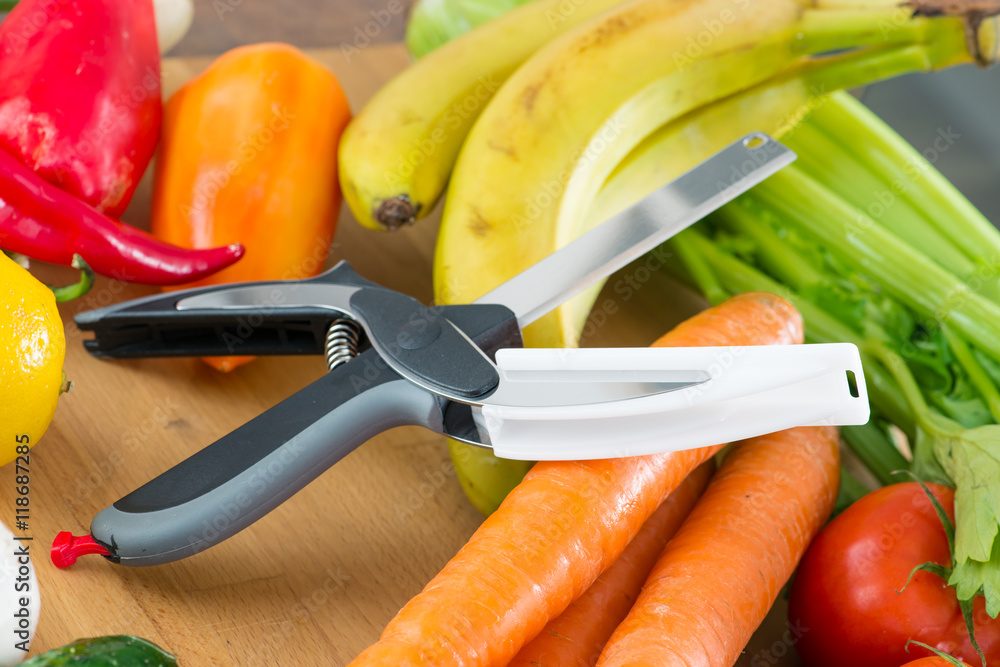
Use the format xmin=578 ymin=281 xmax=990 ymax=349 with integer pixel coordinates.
xmin=339 ymin=0 xmax=1000 ymax=514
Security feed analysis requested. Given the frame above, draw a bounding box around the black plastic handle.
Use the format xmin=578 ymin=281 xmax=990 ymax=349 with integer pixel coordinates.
xmin=90 ymin=348 xmax=440 ymax=565
xmin=75 ymin=262 xmax=378 ymax=358
xmin=87 ymin=300 xmax=523 ymax=566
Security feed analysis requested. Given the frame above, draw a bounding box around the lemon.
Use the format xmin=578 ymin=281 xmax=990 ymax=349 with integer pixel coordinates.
xmin=0 ymin=253 xmax=66 ymax=466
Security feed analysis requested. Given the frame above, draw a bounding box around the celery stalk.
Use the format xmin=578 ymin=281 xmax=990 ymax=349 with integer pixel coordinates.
xmin=674 ymin=229 xmax=913 ymax=477
xmin=841 ymin=422 xmax=910 ymax=488
xmin=714 ymin=202 xmax=826 ymax=291
xmin=783 ymin=120 xmax=981 ymax=282
xmin=748 ymin=168 xmax=1000 ymax=363
xmin=810 ymin=92 xmax=1000 ymax=278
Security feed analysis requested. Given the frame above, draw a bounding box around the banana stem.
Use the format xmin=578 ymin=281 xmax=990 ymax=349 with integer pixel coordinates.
xmin=796 ymin=7 xmax=944 ymax=54
xmin=805 ymin=2 xmax=992 ymax=72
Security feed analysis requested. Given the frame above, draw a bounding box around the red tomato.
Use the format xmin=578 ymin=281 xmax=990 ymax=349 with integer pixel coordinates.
xmin=788 ymin=482 xmax=1000 ymax=667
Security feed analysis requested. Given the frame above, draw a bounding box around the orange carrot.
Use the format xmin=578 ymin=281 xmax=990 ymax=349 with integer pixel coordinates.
xmin=348 ymin=293 xmax=803 ymax=667
xmin=510 ymin=460 xmax=715 ymax=667
xmin=596 ymin=425 xmax=841 ymax=667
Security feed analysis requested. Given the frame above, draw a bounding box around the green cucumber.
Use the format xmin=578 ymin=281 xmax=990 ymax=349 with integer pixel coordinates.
xmin=24 ymin=636 xmax=177 ymax=666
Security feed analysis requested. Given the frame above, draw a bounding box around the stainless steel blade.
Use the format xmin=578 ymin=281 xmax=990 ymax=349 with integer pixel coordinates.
xmin=474 ymin=133 xmax=796 ymax=326
xmin=481 ymin=368 xmax=712 ymax=408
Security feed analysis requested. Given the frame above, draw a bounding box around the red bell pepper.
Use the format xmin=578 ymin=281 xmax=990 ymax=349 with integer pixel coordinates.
xmin=0 ymin=0 xmax=161 ymax=216
xmin=0 ymin=0 xmax=245 ymax=284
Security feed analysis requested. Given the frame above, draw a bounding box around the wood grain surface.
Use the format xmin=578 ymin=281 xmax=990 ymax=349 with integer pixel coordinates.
xmin=9 ymin=45 xmax=812 ymax=666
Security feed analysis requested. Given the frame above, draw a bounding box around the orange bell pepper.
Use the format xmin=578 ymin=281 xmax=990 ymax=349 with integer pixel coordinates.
xmin=152 ymin=42 xmax=351 ymax=372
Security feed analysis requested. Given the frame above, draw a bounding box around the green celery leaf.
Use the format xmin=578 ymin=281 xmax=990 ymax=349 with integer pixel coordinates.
xmin=935 ymin=424 xmax=1000 ymax=616
xmin=913 ymin=424 xmax=954 ymax=487
xmin=931 ymin=369 xmax=992 ymax=428
xmin=935 ymin=392 xmax=992 ymax=429
xmin=713 ymin=230 xmax=758 ymax=264
xmin=800 ymin=284 xmax=861 ymax=330
xmin=950 ymin=539 xmax=1000 ymax=618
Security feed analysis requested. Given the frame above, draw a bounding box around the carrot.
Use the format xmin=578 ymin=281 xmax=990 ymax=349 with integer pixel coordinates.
xmin=509 ymin=460 xmax=715 ymax=667
xmin=348 ymin=292 xmax=803 ymax=667
xmin=595 ymin=425 xmax=841 ymax=667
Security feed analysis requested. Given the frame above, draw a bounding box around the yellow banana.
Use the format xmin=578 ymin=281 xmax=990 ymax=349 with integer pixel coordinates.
xmin=338 ymin=0 xmax=631 ymax=231
xmin=436 ymin=2 xmax=992 ymax=513
xmin=433 ymin=2 xmax=975 ymax=335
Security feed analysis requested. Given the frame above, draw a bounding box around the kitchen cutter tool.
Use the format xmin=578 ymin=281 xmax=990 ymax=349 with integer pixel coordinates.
xmin=52 ymin=133 xmax=870 ymax=568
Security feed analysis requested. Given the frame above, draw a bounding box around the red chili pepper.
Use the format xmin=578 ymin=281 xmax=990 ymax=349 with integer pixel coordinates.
xmin=0 ymin=148 xmax=244 ymax=285
xmin=0 ymin=0 xmax=161 ymax=216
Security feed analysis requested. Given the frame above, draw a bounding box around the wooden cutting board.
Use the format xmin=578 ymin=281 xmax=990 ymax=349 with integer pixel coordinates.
xmin=10 ymin=44 xmax=806 ymax=666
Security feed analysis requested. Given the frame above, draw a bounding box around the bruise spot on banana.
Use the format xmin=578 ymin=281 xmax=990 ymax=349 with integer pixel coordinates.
xmin=520 ymin=82 xmax=543 ymax=113
xmin=570 ymin=1 xmax=668 ymax=55
xmin=467 ymin=209 xmax=493 ymax=238
xmin=908 ymin=0 xmax=1000 ymax=65
xmin=580 ymin=14 xmax=633 ymax=50
xmin=376 ymin=195 xmax=418 ymax=230
xmin=487 ymin=140 xmax=518 ymax=159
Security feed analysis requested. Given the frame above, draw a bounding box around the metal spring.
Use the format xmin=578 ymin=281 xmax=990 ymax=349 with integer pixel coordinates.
xmin=324 ymin=319 xmax=362 ymax=371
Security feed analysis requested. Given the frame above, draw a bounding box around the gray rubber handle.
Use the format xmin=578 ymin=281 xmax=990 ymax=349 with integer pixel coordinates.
xmin=90 ymin=350 xmax=442 ymax=566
